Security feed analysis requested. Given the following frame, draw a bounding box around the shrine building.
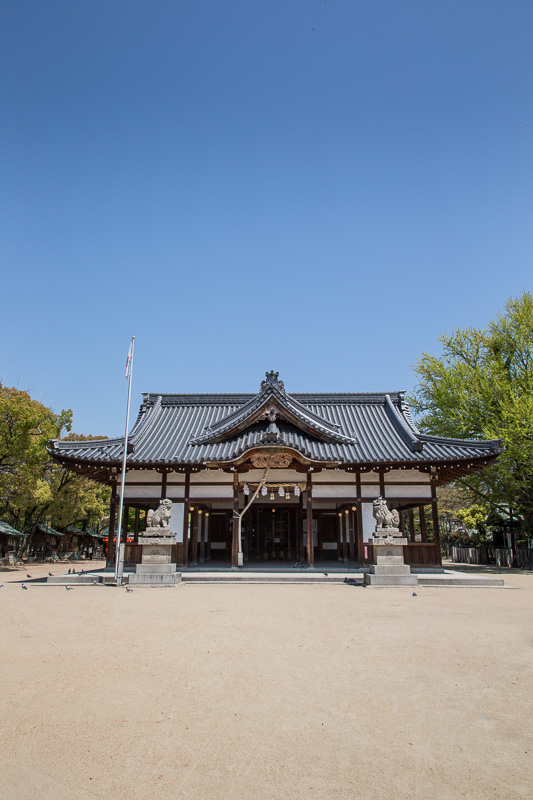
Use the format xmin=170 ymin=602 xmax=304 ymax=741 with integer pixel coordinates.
xmin=49 ymin=371 xmax=502 ymax=570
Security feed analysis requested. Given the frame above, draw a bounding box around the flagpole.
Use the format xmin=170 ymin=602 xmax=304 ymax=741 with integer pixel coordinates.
xmin=115 ymin=336 xmax=135 ymax=586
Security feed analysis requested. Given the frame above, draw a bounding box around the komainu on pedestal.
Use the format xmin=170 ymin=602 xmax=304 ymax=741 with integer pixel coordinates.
xmin=364 ymin=497 xmax=418 ymax=586
xmin=131 ymin=499 xmax=181 ymax=585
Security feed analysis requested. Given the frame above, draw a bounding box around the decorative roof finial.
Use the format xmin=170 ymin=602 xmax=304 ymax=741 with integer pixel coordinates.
xmin=260 ymin=371 xmax=285 ymax=393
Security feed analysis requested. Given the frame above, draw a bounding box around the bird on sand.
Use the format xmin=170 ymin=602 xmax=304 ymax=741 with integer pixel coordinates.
xmin=48 ymin=572 xmax=54 ymax=577
xmin=412 ymin=592 xmax=418 ymax=596
xmin=21 ymin=583 xmax=28 ymax=590
xmin=26 ymin=573 xmax=32 ymax=578
xmin=125 ymin=586 xmax=133 ymax=592
xmin=92 ymin=579 xmax=98 ymax=585
xmin=66 ymin=585 xmax=72 ymax=590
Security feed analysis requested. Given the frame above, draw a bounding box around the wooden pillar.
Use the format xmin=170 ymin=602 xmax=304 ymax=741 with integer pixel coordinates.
xmin=341 ymin=511 xmax=349 ymax=562
xmin=356 ymin=473 xmax=364 ymax=566
xmin=182 ymin=472 xmax=190 ymax=567
xmin=107 ymin=480 xmax=117 ymax=567
xmin=431 ymin=483 xmax=442 ymax=566
xmin=419 ymin=505 xmax=427 ymax=542
xmin=232 ymin=471 xmax=239 ymax=567
xmin=348 ymin=508 xmax=356 ymax=562
xmin=122 ymin=505 xmax=129 ymax=544
xmin=160 ymin=471 xmax=167 ymax=499
xmin=190 ymin=508 xmax=199 ymax=564
xmin=134 ymin=508 xmax=140 ymax=544
xmin=199 ymin=511 xmax=205 ymax=561
xmin=408 ymin=508 xmax=415 ymax=543
xmin=296 ymin=493 xmax=303 ymax=562
xmin=203 ymin=512 xmax=209 ymax=561
xmin=306 ymin=471 xmax=314 ymax=569
xmin=379 ymin=470 xmax=386 ymax=498
xmin=399 ymin=509 xmax=406 ymax=537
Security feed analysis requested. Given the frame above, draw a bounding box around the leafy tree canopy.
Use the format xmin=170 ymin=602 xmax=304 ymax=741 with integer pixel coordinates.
xmin=410 ymin=292 xmax=533 ymax=533
xmin=0 ymin=386 xmax=109 ymax=547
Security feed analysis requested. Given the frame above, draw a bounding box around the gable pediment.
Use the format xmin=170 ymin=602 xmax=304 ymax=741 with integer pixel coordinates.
xmin=189 ymin=371 xmax=357 ymax=447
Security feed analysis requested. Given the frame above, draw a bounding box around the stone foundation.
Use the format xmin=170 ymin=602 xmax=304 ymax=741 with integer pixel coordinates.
xmin=130 ymin=529 xmax=181 ymax=585
xmin=364 ymin=537 xmax=418 ymax=587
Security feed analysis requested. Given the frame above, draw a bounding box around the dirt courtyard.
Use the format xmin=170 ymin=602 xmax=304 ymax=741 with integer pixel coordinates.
xmin=0 ymin=562 xmax=531 ymax=800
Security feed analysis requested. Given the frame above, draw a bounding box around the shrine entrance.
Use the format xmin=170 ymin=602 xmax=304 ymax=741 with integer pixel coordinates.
xmin=242 ymin=507 xmax=301 ymax=562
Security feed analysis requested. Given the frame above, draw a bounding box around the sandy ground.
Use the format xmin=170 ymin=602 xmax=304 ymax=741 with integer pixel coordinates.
xmin=0 ymin=561 xmax=531 ymax=800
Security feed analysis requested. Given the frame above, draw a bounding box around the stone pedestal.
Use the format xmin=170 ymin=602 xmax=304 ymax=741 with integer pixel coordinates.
xmin=364 ymin=536 xmax=418 ymax=587
xmin=129 ymin=528 xmax=182 ymax=585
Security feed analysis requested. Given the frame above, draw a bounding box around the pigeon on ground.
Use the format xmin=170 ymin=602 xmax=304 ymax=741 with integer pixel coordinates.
xmin=26 ymin=573 xmax=32 ymax=578
xmin=324 ymin=572 xmax=328 ymax=576
xmin=66 ymin=585 xmax=72 ymax=590
xmin=21 ymin=583 xmax=27 ymax=590
xmin=48 ymin=572 xmax=54 ymax=577
xmin=68 ymin=568 xmax=71 ymax=574
xmin=125 ymin=586 xmax=133 ymax=592
xmin=92 ymin=579 xmax=98 ymax=585
xmin=0 ymin=584 xmax=4 ymax=588
xmin=72 ymin=568 xmax=76 ymax=574
xmin=412 ymin=592 xmax=417 ymax=596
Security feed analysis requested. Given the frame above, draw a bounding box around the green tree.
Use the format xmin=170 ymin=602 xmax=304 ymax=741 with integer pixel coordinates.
xmin=0 ymin=385 xmax=72 ymax=534
xmin=410 ymin=292 xmax=533 ymax=539
xmin=47 ymin=434 xmax=110 ymax=533
xmin=456 ymin=504 xmax=488 ymax=545
xmin=0 ymin=386 xmax=109 ymax=555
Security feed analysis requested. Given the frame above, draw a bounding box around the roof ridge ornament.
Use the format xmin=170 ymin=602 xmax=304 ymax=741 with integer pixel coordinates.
xmin=260 ymin=371 xmax=285 ymax=394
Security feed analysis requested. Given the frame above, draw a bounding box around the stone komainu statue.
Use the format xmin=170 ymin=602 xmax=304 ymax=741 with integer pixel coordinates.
xmin=372 ymin=496 xmax=400 ymax=530
xmin=147 ymin=498 xmax=173 ymax=528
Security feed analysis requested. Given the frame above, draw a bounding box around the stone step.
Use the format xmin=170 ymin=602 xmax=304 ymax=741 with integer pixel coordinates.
xmin=369 ymin=565 xmax=412 ymax=576
xmin=136 ymin=564 xmax=177 ymax=575
xmin=417 ymin=574 xmax=505 ymax=587
xmin=364 ymin=574 xmax=418 ymax=586
xmin=129 ymin=573 xmax=182 ymax=585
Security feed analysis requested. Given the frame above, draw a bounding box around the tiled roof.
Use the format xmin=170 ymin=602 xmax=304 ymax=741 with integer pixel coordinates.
xmin=49 ymin=376 xmax=502 ymax=471
xmin=0 ymin=520 xmax=25 ymax=537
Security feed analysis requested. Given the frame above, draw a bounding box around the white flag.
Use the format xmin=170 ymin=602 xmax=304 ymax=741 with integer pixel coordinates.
xmin=125 ymin=341 xmax=133 ymax=379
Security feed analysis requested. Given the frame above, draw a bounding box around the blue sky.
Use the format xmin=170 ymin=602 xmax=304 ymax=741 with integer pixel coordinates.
xmin=1 ymin=0 xmax=531 ymax=436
